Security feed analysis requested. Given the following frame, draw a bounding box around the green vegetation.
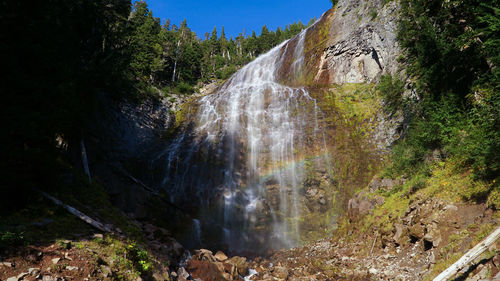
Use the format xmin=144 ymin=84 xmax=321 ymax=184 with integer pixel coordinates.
xmin=384 ymin=0 xmax=500 ymax=204
xmin=376 ymin=74 xmax=405 ymax=114
xmin=333 ymin=2 xmax=499 ymax=273
xmin=127 ymin=242 xmax=154 ymax=274
xmin=0 ymin=231 xmax=25 ymax=249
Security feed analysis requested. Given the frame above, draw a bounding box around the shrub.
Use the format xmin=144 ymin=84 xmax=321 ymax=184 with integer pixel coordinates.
xmin=215 ymin=65 xmax=237 ymax=80
xmin=174 ymin=82 xmax=194 ymax=95
xmin=0 ymin=231 xmax=25 ymax=249
xmin=127 ymin=243 xmax=153 ymax=274
xmin=376 ymin=74 xmax=405 ymax=114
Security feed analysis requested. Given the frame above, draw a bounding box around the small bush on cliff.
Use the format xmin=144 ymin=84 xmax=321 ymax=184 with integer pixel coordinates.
xmin=376 ymin=74 xmax=405 ymax=114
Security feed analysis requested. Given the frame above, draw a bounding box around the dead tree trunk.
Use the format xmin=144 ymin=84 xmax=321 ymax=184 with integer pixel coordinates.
xmin=35 ymin=189 xmax=112 ymax=233
xmin=433 ymin=225 xmax=500 ymax=281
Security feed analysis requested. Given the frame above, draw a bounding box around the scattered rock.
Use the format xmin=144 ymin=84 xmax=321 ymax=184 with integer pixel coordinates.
xmin=177 ymin=267 xmax=189 ymax=280
xmin=51 ymin=257 xmax=60 ymax=264
xmin=6 ymin=277 xmax=17 ymax=281
xmin=443 ymin=204 xmax=458 ymax=212
xmin=393 ymin=224 xmax=405 ymax=242
xmin=194 ymin=249 xmax=216 ymax=262
xmin=214 ymin=251 xmax=228 ymax=262
xmin=273 ymin=266 xmax=289 ymax=279
xmin=64 ymin=252 xmax=73 ymax=261
xmin=100 ymin=265 xmax=112 ymax=277
xmin=17 ymin=271 xmax=29 ymax=279
xmin=93 ymin=233 xmax=104 ymax=239
xmin=468 ymin=264 xmax=490 ymax=281
xmin=369 ymin=268 xmax=378 ymax=275
xmin=66 ymin=266 xmax=79 ymax=271
xmin=492 ymin=254 xmax=500 ymax=267
xmin=227 ymin=256 xmax=248 ymax=276
xmin=187 ymin=259 xmax=225 ymax=281
xmin=62 ymin=240 xmax=72 ymax=250
xmin=1 ymin=261 xmax=14 ymax=267
xmin=42 ymin=276 xmax=56 ymax=281
xmin=29 ymin=267 xmax=41 ymax=276
xmin=408 ymin=224 xmax=424 ymax=240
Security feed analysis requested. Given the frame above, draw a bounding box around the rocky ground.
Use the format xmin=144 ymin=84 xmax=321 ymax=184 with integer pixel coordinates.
xmin=167 ymin=178 xmax=499 ymax=281
xmin=2 ymin=173 xmax=497 ymax=281
xmin=0 ymin=221 xmax=184 ymax=281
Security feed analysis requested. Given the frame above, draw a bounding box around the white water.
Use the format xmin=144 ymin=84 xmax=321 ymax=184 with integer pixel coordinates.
xmin=158 ymin=20 xmax=330 ymax=253
xmin=244 ymin=269 xmax=258 ymax=281
xmin=192 ymin=218 xmax=202 ymax=245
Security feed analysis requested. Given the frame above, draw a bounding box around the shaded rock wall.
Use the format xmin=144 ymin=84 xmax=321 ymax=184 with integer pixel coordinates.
xmin=78 ymin=94 xmax=177 ymax=218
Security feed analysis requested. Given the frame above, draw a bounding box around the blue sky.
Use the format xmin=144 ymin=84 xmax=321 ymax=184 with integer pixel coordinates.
xmin=144 ymin=0 xmax=332 ymax=39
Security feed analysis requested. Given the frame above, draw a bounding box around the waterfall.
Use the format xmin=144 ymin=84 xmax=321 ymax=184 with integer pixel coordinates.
xmin=158 ymin=18 xmax=330 ymax=254
xmin=192 ymin=218 xmax=202 ymax=245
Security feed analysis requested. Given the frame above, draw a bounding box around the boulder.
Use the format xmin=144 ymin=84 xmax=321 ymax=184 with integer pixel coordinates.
xmin=358 ymin=200 xmax=374 ymax=215
xmin=226 ymin=256 xmax=248 ymax=276
xmin=194 ymin=249 xmax=216 ymax=262
xmin=273 ymin=266 xmax=289 ymax=279
xmin=177 ymin=267 xmax=190 ymax=281
xmin=1 ymin=262 xmax=14 ymax=267
xmin=214 ymin=251 xmax=228 ymax=262
xmin=28 ymin=267 xmax=40 ymax=276
xmin=186 ymin=260 xmax=225 ymax=281
xmin=408 ymin=224 xmax=425 ymax=240
xmin=17 ymin=272 xmax=29 ymax=280
xmin=393 ymin=224 xmax=405 ymax=242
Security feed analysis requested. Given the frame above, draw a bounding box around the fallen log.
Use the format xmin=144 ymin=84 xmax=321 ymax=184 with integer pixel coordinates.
xmin=35 ymin=189 xmax=112 ymax=233
xmin=433 ymin=225 xmax=500 ymax=281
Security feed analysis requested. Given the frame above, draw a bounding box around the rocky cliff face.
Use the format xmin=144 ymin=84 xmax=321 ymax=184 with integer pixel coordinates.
xmin=145 ymin=0 xmax=406 ymax=255
xmin=79 ymin=94 xmax=177 ymax=218
xmin=77 ymin=0 xmax=405 ymax=256
xmin=318 ymin=0 xmax=401 ymax=84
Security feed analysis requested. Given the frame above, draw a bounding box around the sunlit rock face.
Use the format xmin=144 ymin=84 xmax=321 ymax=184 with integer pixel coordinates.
xmin=318 ymin=0 xmax=401 ymax=84
xmin=154 ymin=0 xmax=401 ymax=255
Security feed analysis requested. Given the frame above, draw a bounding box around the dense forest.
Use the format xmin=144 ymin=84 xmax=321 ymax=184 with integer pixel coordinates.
xmin=128 ymin=1 xmax=315 ymax=92
xmin=380 ymin=0 xmax=499 ymax=198
xmin=1 ymin=0 xmax=313 ymax=208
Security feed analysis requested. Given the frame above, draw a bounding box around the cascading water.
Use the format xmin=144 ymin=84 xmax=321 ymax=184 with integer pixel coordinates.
xmin=157 ymin=19 xmax=331 ymax=254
